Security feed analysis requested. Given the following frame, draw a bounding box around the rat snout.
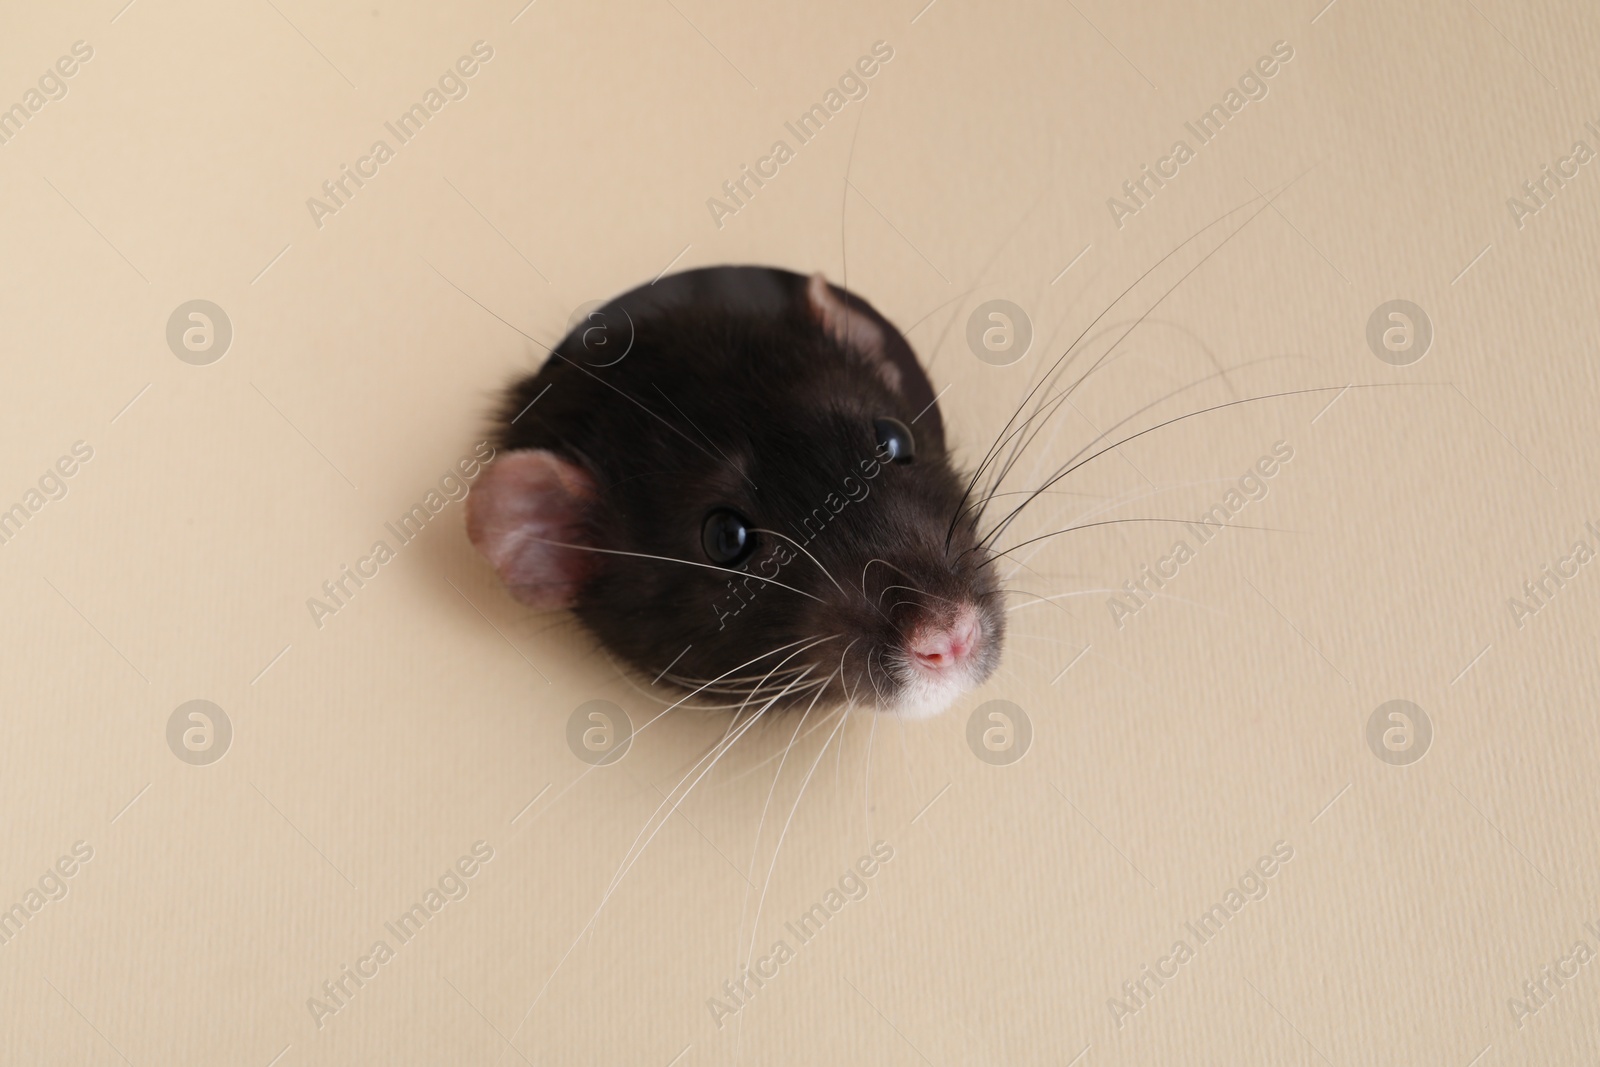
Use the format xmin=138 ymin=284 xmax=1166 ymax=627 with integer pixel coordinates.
xmin=876 ymin=596 xmax=1000 ymax=719
xmin=906 ymin=605 xmax=982 ymax=676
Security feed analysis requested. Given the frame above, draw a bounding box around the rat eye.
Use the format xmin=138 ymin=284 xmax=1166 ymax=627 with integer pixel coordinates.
xmin=702 ymin=509 xmax=756 ymax=566
xmin=873 ymin=417 xmax=915 ymax=464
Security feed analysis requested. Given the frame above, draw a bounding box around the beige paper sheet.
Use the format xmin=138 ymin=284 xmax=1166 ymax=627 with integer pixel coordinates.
xmin=2 ymin=0 xmax=1596 ymax=1063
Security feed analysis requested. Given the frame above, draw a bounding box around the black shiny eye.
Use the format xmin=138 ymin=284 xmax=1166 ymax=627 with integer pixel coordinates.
xmin=873 ymin=417 xmax=916 ymax=464
xmin=702 ymin=509 xmax=756 ymax=565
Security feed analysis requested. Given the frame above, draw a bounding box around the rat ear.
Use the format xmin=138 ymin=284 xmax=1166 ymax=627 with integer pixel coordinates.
xmin=466 ymin=449 xmax=598 ymax=610
xmin=806 ymin=273 xmax=901 ymax=392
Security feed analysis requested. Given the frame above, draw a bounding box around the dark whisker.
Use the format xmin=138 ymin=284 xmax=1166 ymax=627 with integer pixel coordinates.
xmin=959 ymin=183 xmax=1295 ymax=540
xmin=974 ymin=385 xmax=1398 ymax=557
xmin=983 ymin=515 xmax=1292 ymax=567
xmin=945 ymin=171 xmax=1313 ymax=551
xmin=976 ymin=349 xmax=1305 ymax=528
xmin=976 ymin=354 xmax=1308 ymax=548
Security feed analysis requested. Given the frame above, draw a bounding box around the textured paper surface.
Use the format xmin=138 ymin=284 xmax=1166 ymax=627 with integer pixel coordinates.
xmin=2 ymin=1 xmax=1596 ymax=1063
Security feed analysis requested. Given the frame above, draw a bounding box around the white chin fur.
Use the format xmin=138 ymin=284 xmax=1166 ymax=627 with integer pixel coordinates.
xmin=880 ymin=665 xmax=978 ymax=720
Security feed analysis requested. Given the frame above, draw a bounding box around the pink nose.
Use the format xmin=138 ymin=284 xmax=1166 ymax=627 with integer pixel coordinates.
xmin=909 ymin=608 xmax=981 ymax=672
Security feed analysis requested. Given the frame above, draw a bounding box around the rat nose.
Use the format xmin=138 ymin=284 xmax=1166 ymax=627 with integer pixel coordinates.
xmin=908 ymin=607 xmax=981 ymax=672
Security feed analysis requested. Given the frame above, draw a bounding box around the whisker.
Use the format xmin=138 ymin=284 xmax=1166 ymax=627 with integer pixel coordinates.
xmin=975 ymin=385 xmax=1391 ymax=556
xmin=865 ymin=645 xmax=890 ymax=709
xmin=902 ymin=286 xmax=977 ymax=340
xmin=662 ymin=668 xmax=812 ymax=688
xmin=732 ymin=672 xmax=839 ymax=985
xmin=876 ymin=582 xmax=951 ymax=610
xmin=512 ymin=680 xmax=788 ymax=1032
xmin=654 ymin=383 xmax=757 ymax=491
xmin=596 ymin=658 xmax=830 ymax=919
xmin=715 ymin=682 xmax=853 ymax=784
xmin=741 ymin=699 xmax=853 ymax=982
xmin=732 ymin=635 xmax=838 ymax=718
xmin=947 ymin=173 xmax=1312 ymax=550
xmin=751 ymin=527 xmax=848 ymax=599
xmin=860 ymin=557 xmax=923 ymax=599
xmin=834 ymin=697 xmax=857 ymax=792
xmin=511 ymin=535 xmax=826 ymax=603
xmin=994 ymin=466 xmax=1291 ymax=582
xmin=663 ymin=671 xmax=813 ymax=689
xmin=1004 ymin=588 xmax=1126 ymax=614
xmin=963 ymin=189 xmax=1294 ymax=540
xmin=985 ymin=515 xmax=1289 ymax=566
xmin=976 ymin=352 xmax=1306 ymax=529
xmin=532 ymin=633 xmax=841 ymax=860
xmin=598 ymin=634 xmax=830 ymax=717
xmin=863 ymin=691 xmax=879 ymax=845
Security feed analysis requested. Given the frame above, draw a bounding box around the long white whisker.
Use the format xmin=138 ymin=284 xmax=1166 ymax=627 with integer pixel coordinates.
xmin=865 ymin=646 xmax=890 ymax=710
xmin=511 ymin=535 xmax=826 ymax=603
xmin=494 ymin=637 xmax=842 ymax=1054
xmin=1003 ymin=589 xmax=1124 ymax=614
xmin=606 ymin=654 xmax=820 ymax=714
xmin=834 ymin=695 xmax=851 ymax=790
xmin=731 ymin=635 xmax=838 ymax=718
xmin=526 ymin=635 xmax=826 ymax=828
xmin=1002 ymin=471 xmax=1268 ymax=557
xmin=741 ymin=699 xmax=853 ymax=983
xmin=495 ymin=695 xmax=778 ymax=1066
xmin=859 ymin=556 xmax=928 ymax=599
xmin=863 ymin=693 xmax=879 ymax=846
xmin=997 ymin=475 xmax=1231 ymax=583
xmin=730 ymin=670 xmax=837 ymax=991
xmin=596 ymin=638 xmax=839 ymax=903
xmin=543 ymin=664 xmax=829 ymax=1002
xmin=876 ymin=582 xmax=951 ymax=610
xmin=603 ymin=666 xmax=819 ymax=908
xmin=752 ymin=527 xmax=848 ymax=599
xmin=715 ymin=644 xmax=858 ymax=785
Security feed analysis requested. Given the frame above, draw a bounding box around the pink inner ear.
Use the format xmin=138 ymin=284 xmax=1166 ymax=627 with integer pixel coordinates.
xmin=806 ymin=273 xmax=901 ymax=392
xmin=465 ymin=449 xmax=598 ymax=610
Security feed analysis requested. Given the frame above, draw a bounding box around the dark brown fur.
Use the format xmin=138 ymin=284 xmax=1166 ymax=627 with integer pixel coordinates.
xmin=490 ymin=266 xmax=1004 ymax=709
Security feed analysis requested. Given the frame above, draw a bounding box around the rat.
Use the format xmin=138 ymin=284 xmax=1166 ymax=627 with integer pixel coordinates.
xmin=465 ymin=265 xmax=1004 ymax=719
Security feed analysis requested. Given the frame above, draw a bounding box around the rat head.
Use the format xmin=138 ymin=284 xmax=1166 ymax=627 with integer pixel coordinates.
xmin=467 ymin=267 xmax=1004 ymax=718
